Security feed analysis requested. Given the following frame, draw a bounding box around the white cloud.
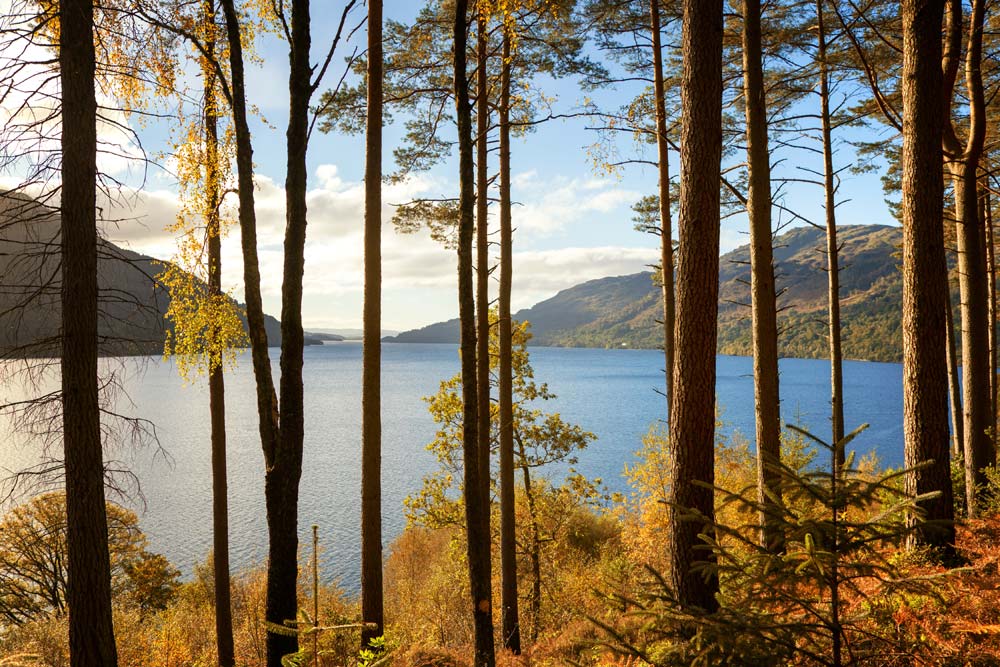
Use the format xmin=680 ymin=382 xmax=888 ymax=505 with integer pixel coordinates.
xmin=513 ymin=175 xmax=641 ymax=236
xmin=23 ymin=163 xmax=654 ymax=330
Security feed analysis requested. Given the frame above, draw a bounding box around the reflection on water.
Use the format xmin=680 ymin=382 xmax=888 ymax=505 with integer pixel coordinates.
xmin=0 ymin=343 xmax=903 ymax=593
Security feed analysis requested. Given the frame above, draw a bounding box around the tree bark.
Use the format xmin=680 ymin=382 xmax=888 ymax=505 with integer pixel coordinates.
xmin=497 ymin=26 xmax=521 ymax=656
xmin=667 ymin=0 xmax=723 ymax=612
xmin=649 ymin=0 xmax=674 ymax=417
xmin=943 ymin=0 xmax=991 ymax=516
xmin=900 ymin=0 xmax=955 ymax=554
xmin=454 ymin=2 xmax=496 ymax=664
xmin=264 ymin=0 xmax=315 ymax=662
xmin=817 ymin=0 xmax=845 ymax=455
xmin=983 ymin=189 xmax=997 ymax=456
xmin=219 ymin=0 xmax=280 ymax=464
xmin=741 ymin=0 xmax=783 ymax=553
xmin=204 ymin=16 xmax=235 ymax=664
xmin=361 ymin=0 xmax=384 ymax=648
xmin=946 ymin=290 xmax=963 ymax=461
xmin=474 ymin=3 xmax=492 ymax=580
xmin=60 ymin=0 xmax=119 ymax=663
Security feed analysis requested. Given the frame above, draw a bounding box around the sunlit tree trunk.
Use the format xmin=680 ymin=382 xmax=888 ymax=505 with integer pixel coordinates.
xmin=497 ymin=25 xmax=521 ymax=656
xmin=454 ymin=1 xmax=496 ymax=664
xmin=741 ymin=0 xmax=782 ymax=552
xmin=900 ymin=0 xmax=955 ymax=554
xmin=943 ymin=0 xmax=990 ymax=516
xmin=60 ymin=0 xmax=118 ymax=663
xmin=817 ymin=0 xmax=845 ymax=455
xmin=983 ymin=189 xmax=997 ymax=452
xmin=667 ymin=0 xmax=723 ymax=612
xmin=361 ymin=0 xmax=384 ymax=647
xmin=649 ymin=0 xmax=674 ymax=416
xmin=946 ymin=290 xmax=963 ymax=461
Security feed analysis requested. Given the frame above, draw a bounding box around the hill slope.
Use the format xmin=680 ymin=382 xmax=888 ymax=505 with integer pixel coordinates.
xmin=384 ymin=224 xmax=907 ymax=362
xmin=0 ymin=193 xmax=314 ymax=357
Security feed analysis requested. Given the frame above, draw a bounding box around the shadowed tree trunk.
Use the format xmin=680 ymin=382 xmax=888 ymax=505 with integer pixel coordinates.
xmin=667 ymin=0 xmax=723 ymax=612
xmin=454 ymin=1 xmax=496 ymax=664
xmin=900 ymin=0 xmax=955 ymax=554
xmin=474 ymin=3 xmax=492 ymax=569
xmin=265 ymin=0 xmax=315 ymax=661
xmin=204 ymin=15 xmax=235 ymax=664
xmin=649 ymin=0 xmax=674 ymax=416
xmin=497 ymin=25 xmax=521 ymax=656
xmin=60 ymin=0 xmax=118 ymax=663
xmin=219 ymin=0 xmax=280 ymax=462
xmin=817 ymin=0 xmax=845 ymax=456
xmin=361 ymin=0 xmax=384 ymax=647
xmin=741 ymin=0 xmax=782 ymax=553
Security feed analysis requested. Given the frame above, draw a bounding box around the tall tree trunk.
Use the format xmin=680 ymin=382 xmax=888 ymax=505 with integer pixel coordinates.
xmin=984 ymin=189 xmax=997 ymax=454
xmin=741 ymin=0 xmax=782 ymax=552
xmin=474 ymin=3 xmax=492 ymax=569
xmin=204 ymin=19 xmax=235 ymax=665
xmin=900 ymin=0 xmax=955 ymax=554
xmin=667 ymin=0 xmax=723 ymax=612
xmin=817 ymin=0 xmax=845 ymax=455
xmin=60 ymin=0 xmax=118 ymax=663
xmin=219 ymin=0 xmax=280 ymax=461
xmin=943 ymin=0 xmax=990 ymax=516
xmin=497 ymin=27 xmax=521 ymax=657
xmin=266 ymin=0 xmax=314 ymax=662
xmin=453 ymin=2 xmax=496 ymax=664
xmin=361 ymin=0 xmax=384 ymax=648
xmin=946 ymin=289 xmax=963 ymax=461
xmin=649 ymin=0 xmax=674 ymax=416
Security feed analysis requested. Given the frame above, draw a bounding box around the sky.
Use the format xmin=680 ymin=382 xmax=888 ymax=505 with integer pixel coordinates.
xmin=1 ymin=0 xmax=900 ymax=332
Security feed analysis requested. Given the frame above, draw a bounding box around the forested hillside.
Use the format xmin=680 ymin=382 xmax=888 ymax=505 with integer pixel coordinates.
xmin=388 ymin=224 xmax=909 ymax=362
xmin=0 ymin=194 xmax=317 ymax=356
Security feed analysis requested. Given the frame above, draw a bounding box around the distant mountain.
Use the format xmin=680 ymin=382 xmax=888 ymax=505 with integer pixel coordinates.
xmin=0 ymin=193 xmax=298 ymax=357
xmin=308 ymin=328 xmax=399 ymax=340
xmin=384 ymin=224 xmax=908 ymax=363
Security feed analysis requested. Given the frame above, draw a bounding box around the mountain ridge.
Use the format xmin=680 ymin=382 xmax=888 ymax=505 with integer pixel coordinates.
xmin=383 ymin=223 xmax=907 ymax=363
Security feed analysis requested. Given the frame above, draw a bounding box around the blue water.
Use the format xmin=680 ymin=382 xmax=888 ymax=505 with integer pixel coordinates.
xmin=0 ymin=343 xmax=904 ymax=593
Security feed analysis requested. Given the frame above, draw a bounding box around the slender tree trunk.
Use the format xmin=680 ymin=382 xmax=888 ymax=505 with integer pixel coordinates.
xmin=943 ymin=0 xmax=990 ymax=516
xmin=516 ymin=439 xmax=540 ymax=645
xmin=360 ymin=0 xmax=384 ymax=648
xmin=984 ymin=189 xmax=997 ymax=454
xmin=900 ymin=0 xmax=955 ymax=554
xmin=454 ymin=2 xmax=496 ymax=664
xmin=266 ymin=0 xmax=314 ymax=662
xmin=817 ymin=0 xmax=845 ymax=455
xmin=946 ymin=289 xmax=963 ymax=461
xmin=497 ymin=27 xmax=521 ymax=656
xmin=649 ymin=0 xmax=674 ymax=416
xmin=474 ymin=3 xmax=492 ymax=569
xmin=741 ymin=0 xmax=782 ymax=553
xmin=60 ymin=0 xmax=118 ymax=663
xmin=667 ymin=0 xmax=723 ymax=612
xmin=204 ymin=19 xmax=235 ymax=665
xmin=953 ymin=167 xmax=991 ymax=515
xmin=219 ymin=0 xmax=280 ymax=461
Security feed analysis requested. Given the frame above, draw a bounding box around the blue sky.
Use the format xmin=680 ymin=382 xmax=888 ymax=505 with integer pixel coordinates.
xmin=6 ymin=0 xmax=900 ymax=331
